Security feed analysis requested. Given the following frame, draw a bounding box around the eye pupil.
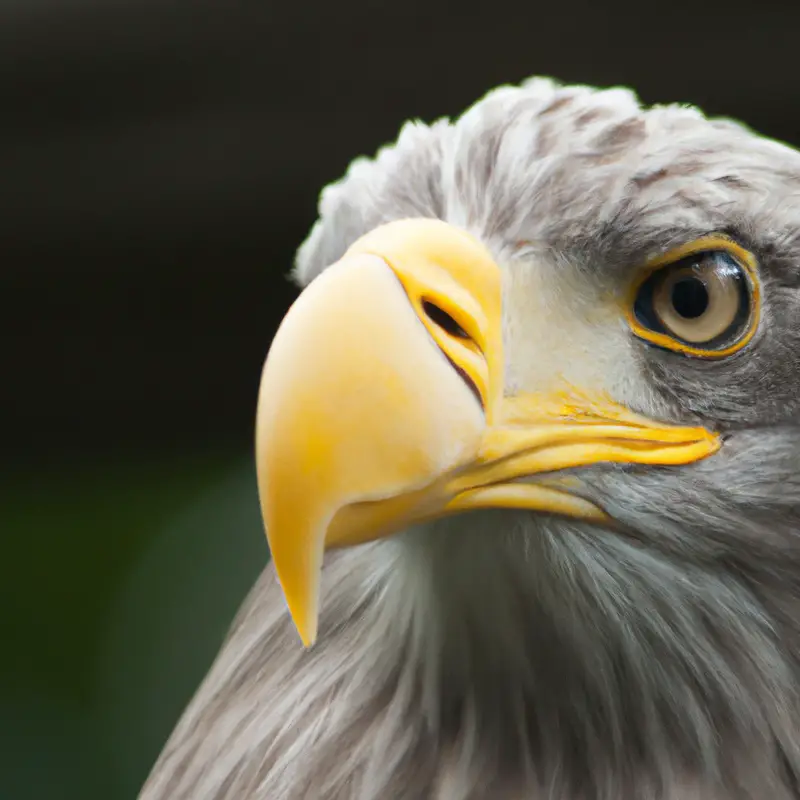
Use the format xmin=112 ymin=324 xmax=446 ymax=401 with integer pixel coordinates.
xmin=671 ymin=278 xmax=709 ymax=319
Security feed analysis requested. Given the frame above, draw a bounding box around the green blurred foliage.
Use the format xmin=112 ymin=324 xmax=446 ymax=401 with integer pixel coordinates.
xmin=0 ymin=453 xmax=267 ymax=800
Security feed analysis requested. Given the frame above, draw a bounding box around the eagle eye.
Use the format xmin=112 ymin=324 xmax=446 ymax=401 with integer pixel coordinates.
xmin=628 ymin=239 xmax=760 ymax=358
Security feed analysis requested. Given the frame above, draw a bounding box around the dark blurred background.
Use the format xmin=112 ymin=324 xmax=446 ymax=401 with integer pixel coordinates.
xmin=2 ymin=0 xmax=799 ymax=797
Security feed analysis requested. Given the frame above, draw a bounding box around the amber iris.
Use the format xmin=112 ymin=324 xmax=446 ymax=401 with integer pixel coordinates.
xmin=627 ymin=236 xmax=760 ymax=358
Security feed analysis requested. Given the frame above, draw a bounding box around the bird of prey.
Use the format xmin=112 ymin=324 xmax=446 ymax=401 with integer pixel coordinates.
xmin=139 ymin=78 xmax=800 ymax=800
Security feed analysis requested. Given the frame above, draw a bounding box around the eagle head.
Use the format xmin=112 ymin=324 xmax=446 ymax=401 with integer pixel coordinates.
xmin=145 ymin=78 xmax=800 ymax=800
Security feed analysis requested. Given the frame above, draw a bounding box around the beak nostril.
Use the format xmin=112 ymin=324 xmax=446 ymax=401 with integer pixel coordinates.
xmin=422 ymin=300 xmax=470 ymax=340
xmin=420 ymin=299 xmax=483 ymax=408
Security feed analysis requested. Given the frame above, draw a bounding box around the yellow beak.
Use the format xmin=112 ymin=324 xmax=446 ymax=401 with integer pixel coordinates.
xmin=255 ymin=219 xmax=720 ymax=646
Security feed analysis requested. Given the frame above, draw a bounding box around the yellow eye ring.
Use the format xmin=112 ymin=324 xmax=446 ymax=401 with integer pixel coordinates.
xmin=625 ymin=235 xmax=761 ymax=358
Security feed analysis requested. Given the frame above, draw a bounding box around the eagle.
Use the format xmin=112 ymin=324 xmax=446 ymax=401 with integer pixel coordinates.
xmin=139 ymin=78 xmax=800 ymax=799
